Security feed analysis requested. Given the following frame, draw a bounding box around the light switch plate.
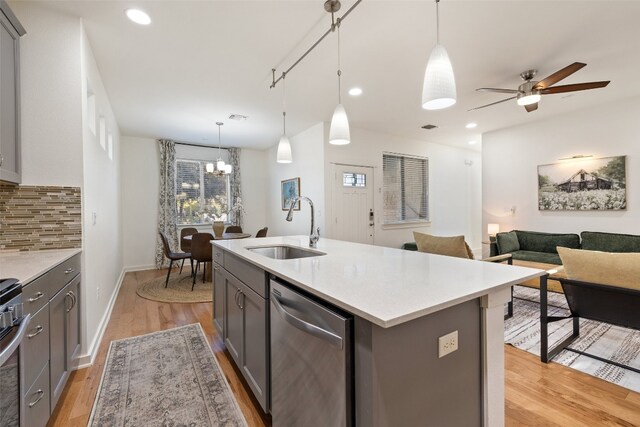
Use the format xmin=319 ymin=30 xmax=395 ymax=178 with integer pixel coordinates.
xmin=438 ymin=330 xmax=458 ymax=358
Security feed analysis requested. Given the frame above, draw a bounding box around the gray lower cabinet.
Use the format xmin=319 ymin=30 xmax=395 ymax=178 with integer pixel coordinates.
xmin=20 ymin=253 xmax=81 ymax=425
xmin=213 ymin=251 xmax=269 ymax=413
xmin=213 ymin=267 xmax=225 ymax=336
xmin=49 ymin=274 xmax=80 ymax=410
xmin=22 ymin=362 xmax=51 ymax=427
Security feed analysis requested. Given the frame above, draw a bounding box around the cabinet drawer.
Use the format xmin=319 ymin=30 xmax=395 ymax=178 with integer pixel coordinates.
xmin=22 ymin=362 xmax=51 ymax=427
xmin=22 ymin=305 xmax=50 ymax=391
xmin=213 ymin=246 xmax=224 ymax=265
xmin=48 ymin=253 xmax=81 ymax=294
xmin=224 ymin=252 xmax=267 ymax=297
xmin=22 ymin=274 xmax=50 ymax=315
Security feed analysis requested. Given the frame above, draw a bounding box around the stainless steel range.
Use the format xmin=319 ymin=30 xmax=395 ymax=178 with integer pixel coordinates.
xmin=0 ymin=278 xmax=31 ymax=427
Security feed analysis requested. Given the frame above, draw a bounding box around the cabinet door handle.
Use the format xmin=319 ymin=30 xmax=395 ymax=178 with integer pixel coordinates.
xmin=234 ymin=288 xmax=240 ymax=307
xmin=65 ymin=268 xmax=75 ymax=274
xmin=69 ymin=290 xmax=77 ymax=309
xmin=27 ymin=325 xmax=43 ymax=339
xmin=29 ymin=389 xmax=44 ymax=407
xmin=238 ymin=292 xmax=244 ymax=310
xmin=28 ymin=292 xmax=44 ymax=302
xmin=65 ymin=292 xmax=73 ymax=313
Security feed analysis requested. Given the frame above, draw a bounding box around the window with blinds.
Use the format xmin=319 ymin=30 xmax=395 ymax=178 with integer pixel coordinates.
xmin=175 ymin=159 xmax=230 ymax=225
xmin=382 ymin=153 xmax=429 ymax=225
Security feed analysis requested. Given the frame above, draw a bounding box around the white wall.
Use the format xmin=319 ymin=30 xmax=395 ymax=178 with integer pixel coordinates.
xmin=324 ymin=126 xmax=482 ymax=251
xmin=11 ymin=1 xmax=83 ymax=186
xmin=482 ymin=96 xmax=640 ymax=243
xmin=11 ymin=1 xmax=123 ymax=364
xmin=265 ymin=122 xmax=326 ymax=237
xmin=120 ymin=136 xmax=267 ymax=269
xmin=120 ymin=137 xmax=159 ymax=270
xmin=80 ymin=25 xmax=122 ymax=362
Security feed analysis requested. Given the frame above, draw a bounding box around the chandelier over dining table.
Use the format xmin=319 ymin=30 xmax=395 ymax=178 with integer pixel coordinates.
xmin=207 ymin=121 xmax=232 ymax=176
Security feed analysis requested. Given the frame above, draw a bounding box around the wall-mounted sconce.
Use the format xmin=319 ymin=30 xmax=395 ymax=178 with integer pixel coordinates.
xmin=558 ymin=154 xmax=593 ymax=161
xmin=487 ymin=223 xmax=500 ymax=236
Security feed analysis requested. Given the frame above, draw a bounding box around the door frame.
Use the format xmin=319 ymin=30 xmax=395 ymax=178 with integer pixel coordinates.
xmin=328 ymin=162 xmax=376 ymax=243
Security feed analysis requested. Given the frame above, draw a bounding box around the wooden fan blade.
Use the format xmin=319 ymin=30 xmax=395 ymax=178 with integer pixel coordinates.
xmin=525 ymin=102 xmax=538 ymax=112
xmin=468 ymin=96 xmax=517 ymax=111
xmin=476 ymin=88 xmax=520 ymax=94
xmin=533 ymin=62 xmax=586 ymax=90
xmin=540 ymin=81 xmax=610 ymax=94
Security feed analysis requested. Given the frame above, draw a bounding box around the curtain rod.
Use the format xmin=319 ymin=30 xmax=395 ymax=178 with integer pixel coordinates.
xmin=174 ymin=141 xmax=230 ymax=149
xmin=269 ymin=0 xmax=363 ymax=89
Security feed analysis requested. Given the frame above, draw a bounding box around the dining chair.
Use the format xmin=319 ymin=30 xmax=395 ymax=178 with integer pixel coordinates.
xmin=159 ymin=232 xmax=192 ymax=288
xmin=256 ymin=227 xmax=268 ymax=238
xmin=225 ymin=225 xmax=243 ymax=234
xmin=180 ymin=227 xmax=198 ymax=253
xmin=191 ymin=232 xmax=214 ymax=290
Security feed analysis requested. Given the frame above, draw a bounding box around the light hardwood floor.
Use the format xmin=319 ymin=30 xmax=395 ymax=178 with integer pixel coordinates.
xmin=49 ymin=269 xmax=640 ymax=427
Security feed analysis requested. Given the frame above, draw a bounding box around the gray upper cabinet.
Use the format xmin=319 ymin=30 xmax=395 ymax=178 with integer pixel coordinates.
xmin=0 ymin=1 xmax=25 ymax=184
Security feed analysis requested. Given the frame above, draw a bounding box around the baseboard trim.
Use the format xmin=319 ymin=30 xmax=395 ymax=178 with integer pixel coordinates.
xmin=75 ymin=268 xmax=126 ymax=369
xmin=123 ymin=263 xmax=156 ymax=272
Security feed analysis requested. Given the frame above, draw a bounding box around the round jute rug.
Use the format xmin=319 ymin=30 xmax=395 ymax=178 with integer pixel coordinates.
xmin=136 ymin=272 xmax=212 ymax=303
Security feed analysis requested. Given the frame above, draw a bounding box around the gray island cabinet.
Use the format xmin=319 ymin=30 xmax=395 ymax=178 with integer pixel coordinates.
xmin=213 ymin=246 xmax=270 ymax=413
xmin=212 ymin=236 xmax=545 ymax=427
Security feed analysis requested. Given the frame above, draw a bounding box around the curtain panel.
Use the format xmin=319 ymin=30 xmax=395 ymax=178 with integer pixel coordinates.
xmin=155 ymin=139 xmax=179 ymax=268
xmin=228 ymin=148 xmax=243 ymax=228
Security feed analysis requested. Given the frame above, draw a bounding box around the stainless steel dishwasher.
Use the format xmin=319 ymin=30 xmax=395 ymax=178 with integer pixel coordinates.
xmin=270 ymin=279 xmax=353 ymax=427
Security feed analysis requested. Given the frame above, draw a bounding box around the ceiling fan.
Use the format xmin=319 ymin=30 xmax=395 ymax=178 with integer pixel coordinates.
xmin=469 ymin=62 xmax=610 ymax=113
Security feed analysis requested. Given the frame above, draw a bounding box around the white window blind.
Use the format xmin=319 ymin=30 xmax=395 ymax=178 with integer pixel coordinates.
xmin=383 ymin=153 xmax=429 ymax=225
xmin=175 ymin=159 xmax=230 ymax=225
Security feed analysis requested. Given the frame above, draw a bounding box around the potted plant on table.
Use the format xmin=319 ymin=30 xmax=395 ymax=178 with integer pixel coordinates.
xmin=227 ymin=197 xmax=246 ymax=228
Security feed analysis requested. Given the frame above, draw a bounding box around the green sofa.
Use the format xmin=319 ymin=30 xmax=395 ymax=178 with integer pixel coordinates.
xmin=493 ymin=230 xmax=640 ymax=264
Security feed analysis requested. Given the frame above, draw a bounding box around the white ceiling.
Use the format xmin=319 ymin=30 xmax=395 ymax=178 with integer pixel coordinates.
xmin=34 ymin=1 xmax=640 ymax=152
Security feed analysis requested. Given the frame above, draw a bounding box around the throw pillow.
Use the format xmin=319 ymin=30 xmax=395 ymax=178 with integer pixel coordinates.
xmin=558 ymin=247 xmax=640 ymax=291
xmin=413 ymin=232 xmax=472 ymax=259
xmin=496 ymin=231 xmax=520 ymax=254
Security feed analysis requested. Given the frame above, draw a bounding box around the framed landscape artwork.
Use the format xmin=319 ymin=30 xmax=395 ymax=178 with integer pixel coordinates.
xmin=538 ymin=155 xmax=626 ymax=211
xmin=281 ymin=177 xmax=301 ymax=210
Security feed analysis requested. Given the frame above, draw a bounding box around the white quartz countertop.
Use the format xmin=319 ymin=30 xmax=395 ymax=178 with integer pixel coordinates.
xmin=0 ymin=248 xmax=82 ymax=285
xmin=213 ymin=236 xmax=546 ymax=328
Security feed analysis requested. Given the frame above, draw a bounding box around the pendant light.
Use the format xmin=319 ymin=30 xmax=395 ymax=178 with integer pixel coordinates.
xmin=329 ymin=19 xmax=350 ymax=145
xmin=422 ymin=0 xmax=456 ymax=110
xmin=211 ymin=122 xmax=232 ymax=176
xmin=277 ymin=73 xmax=293 ymax=163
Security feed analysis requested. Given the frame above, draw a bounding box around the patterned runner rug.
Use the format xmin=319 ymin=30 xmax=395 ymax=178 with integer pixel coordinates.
xmin=89 ymin=324 xmax=247 ymax=426
xmin=505 ymin=286 xmax=640 ymax=393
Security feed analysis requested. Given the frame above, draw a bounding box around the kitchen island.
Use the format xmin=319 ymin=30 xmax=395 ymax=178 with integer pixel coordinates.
xmin=212 ymin=236 xmax=545 ymax=427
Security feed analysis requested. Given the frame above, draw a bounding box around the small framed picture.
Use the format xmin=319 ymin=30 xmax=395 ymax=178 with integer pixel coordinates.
xmin=281 ymin=177 xmax=301 ymax=211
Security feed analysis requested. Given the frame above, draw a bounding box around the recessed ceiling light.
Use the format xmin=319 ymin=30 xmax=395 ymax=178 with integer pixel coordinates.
xmin=348 ymin=87 xmax=363 ymax=96
xmin=468 ymin=140 xmax=477 ymax=145
xmin=465 ymin=122 xmax=477 ymax=129
xmin=125 ymin=9 xmax=151 ymax=25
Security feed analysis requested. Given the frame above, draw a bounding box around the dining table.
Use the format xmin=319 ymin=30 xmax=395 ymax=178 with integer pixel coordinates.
xmin=182 ymin=232 xmax=251 ymax=281
xmin=182 ymin=232 xmax=252 ymax=241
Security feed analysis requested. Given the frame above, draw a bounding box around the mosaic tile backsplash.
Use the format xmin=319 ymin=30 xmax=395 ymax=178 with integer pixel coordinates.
xmin=0 ymin=183 xmax=82 ymax=251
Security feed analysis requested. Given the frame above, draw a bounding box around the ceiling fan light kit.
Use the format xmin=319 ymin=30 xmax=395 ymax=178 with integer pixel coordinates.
xmin=422 ymin=0 xmax=457 ymax=110
xmin=471 ymin=62 xmax=610 ymax=112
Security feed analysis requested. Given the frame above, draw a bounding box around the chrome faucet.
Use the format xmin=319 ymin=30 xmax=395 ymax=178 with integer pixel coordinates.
xmin=286 ymin=196 xmax=320 ymax=248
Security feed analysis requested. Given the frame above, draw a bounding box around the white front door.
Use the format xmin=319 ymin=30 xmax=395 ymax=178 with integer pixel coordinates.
xmin=332 ymin=164 xmax=374 ymax=244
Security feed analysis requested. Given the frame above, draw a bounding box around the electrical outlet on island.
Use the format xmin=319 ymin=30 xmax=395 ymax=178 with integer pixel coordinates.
xmin=438 ymin=330 xmax=459 ymax=358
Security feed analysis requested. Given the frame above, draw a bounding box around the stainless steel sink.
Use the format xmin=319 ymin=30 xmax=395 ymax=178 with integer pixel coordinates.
xmin=246 ymin=245 xmax=326 ymax=260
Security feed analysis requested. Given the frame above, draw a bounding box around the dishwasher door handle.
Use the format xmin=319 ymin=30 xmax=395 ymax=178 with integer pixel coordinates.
xmin=271 ymin=293 xmax=343 ymax=350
